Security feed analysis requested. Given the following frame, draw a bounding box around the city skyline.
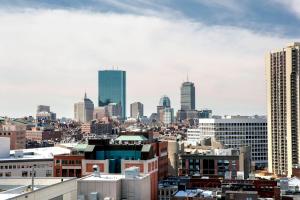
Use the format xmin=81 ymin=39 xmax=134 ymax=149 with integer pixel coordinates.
xmin=1 ymin=1 xmax=300 ymax=118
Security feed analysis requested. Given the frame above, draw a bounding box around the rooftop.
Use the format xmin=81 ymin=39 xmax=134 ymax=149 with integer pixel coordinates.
xmin=0 ymin=177 xmax=75 ymax=199
xmin=0 ymin=147 xmax=71 ymax=162
xmin=115 ymin=135 xmax=148 ymax=142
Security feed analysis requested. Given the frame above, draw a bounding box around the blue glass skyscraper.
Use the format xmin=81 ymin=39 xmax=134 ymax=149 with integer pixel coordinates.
xmin=98 ymin=70 xmax=126 ymax=118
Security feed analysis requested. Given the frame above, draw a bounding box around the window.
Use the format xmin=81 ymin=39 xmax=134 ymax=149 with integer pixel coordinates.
xmin=22 ymin=171 xmax=28 ymax=177
xmin=0 ymin=173 xmax=3 ymax=177
xmin=5 ymin=172 xmax=11 ymax=177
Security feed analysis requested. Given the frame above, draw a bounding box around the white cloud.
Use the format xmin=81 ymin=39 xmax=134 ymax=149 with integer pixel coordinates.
xmin=0 ymin=9 xmax=296 ymax=118
xmin=272 ymin=0 xmax=300 ymax=18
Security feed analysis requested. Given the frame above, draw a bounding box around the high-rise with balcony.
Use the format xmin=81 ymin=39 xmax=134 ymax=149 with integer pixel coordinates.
xmin=266 ymin=42 xmax=300 ymax=177
xmin=98 ymin=70 xmax=126 ymax=119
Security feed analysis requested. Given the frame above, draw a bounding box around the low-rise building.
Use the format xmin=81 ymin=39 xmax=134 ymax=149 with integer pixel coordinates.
xmin=179 ymin=147 xmax=251 ymax=179
xmin=0 ymin=145 xmax=70 ymax=178
xmin=78 ymin=167 xmax=151 ymax=200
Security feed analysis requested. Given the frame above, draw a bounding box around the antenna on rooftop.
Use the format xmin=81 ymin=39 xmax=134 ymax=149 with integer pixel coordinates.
xmin=187 ymin=72 xmax=189 ymax=82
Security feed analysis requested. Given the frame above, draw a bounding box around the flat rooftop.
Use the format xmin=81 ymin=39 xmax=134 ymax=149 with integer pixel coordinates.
xmin=0 ymin=177 xmax=75 ymax=199
xmin=0 ymin=147 xmax=71 ymax=162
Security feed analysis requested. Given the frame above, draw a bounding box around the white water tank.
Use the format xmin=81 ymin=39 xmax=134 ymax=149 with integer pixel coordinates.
xmin=0 ymin=137 xmax=10 ymax=158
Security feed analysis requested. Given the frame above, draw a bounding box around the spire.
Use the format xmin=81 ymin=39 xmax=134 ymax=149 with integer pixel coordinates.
xmin=84 ymin=91 xmax=87 ymax=99
xmin=187 ymin=72 xmax=189 ymax=82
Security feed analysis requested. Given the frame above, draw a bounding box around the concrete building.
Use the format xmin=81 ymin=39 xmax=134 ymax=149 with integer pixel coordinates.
xmin=180 ymin=81 xmax=195 ymax=111
xmin=179 ymin=147 xmax=251 ymax=179
xmin=266 ymin=42 xmax=300 ymax=177
xmin=130 ymin=102 xmax=144 ymax=119
xmin=93 ymin=106 xmax=106 ymax=121
xmin=0 ymin=123 xmax=26 ymax=150
xmin=78 ymin=167 xmax=151 ymax=200
xmin=0 ymin=146 xmax=70 ymax=178
xmin=98 ymin=70 xmax=126 ymax=119
xmin=0 ymin=177 xmax=77 ymax=200
xmin=157 ymin=96 xmax=174 ymax=125
xmin=36 ymin=105 xmax=56 ymax=122
xmin=166 ymin=140 xmax=184 ymax=176
xmin=106 ymin=102 xmax=122 ymax=118
xmin=74 ymin=93 xmax=94 ymax=123
xmin=187 ymin=116 xmax=268 ymax=168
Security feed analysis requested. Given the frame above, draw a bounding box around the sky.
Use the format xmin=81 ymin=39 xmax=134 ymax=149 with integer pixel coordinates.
xmin=0 ymin=0 xmax=300 ymax=118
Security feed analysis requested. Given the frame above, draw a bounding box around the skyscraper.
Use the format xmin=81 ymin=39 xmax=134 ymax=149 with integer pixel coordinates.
xmin=130 ymin=102 xmax=144 ymax=119
xmin=74 ymin=93 xmax=94 ymax=123
xmin=180 ymin=81 xmax=195 ymax=111
xmin=157 ymin=96 xmax=174 ymax=124
xmin=98 ymin=70 xmax=126 ymax=119
xmin=266 ymin=42 xmax=300 ymax=177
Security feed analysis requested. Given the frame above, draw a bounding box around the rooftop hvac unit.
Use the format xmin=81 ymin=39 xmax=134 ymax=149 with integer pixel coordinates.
xmin=89 ymin=192 xmax=98 ymax=200
xmin=77 ymin=195 xmax=85 ymax=200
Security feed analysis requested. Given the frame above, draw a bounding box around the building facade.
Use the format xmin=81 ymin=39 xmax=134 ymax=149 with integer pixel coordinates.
xmin=180 ymin=81 xmax=195 ymax=111
xmin=130 ymin=102 xmax=144 ymax=119
xmin=187 ymin=117 xmax=268 ymax=168
xmin=98 ymin=70 xmax=126 ymax=119
xmin=74 ymin=93 xmax=94 ymax=123
xmin=178 ymin=147 xmax=251 ymax=179
xmin=266 ymin=42 xmax=300 ymax=177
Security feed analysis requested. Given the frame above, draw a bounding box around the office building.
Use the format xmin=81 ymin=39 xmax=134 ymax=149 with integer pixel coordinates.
xmin=198 ymin=109 xmax=212 ymax=118
xmin=157 ymin=96 xmax=174 ymax=124
xmin=178 ymin=147 xmax=251 ymax=179
xmin=74 ymin=93 xmax=94 ymax=123
xmin=159 ymin=108 xmax=174 ymax=125
xmin=93 ymin=106 xmax=106 ymax=121
xmin=266 ymin=42 xmax=300 ymax=177
xmin=130 ymin=102 xmax=144 ymax=119
xmin=106 ymin=102 xmax=122 ymax=118
xmin=187 ymin=117 xmax=268 ymax=168
xmin=180 ymin=81 xmax=195 ymax=111
xmin=98 ymin=70 xmax=126 ymax=118
xmin=36 ymin=105 xmax=56 ymax=122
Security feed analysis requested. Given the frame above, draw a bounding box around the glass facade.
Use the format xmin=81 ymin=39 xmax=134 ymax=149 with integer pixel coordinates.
xmin=98 ymin=70 xmax=126 ymax=118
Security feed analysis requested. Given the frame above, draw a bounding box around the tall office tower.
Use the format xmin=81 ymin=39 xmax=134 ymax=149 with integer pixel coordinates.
xmin=74 ymin=93 xmax=94 ymax=123
xmin=37 ymin=105 xmax=50 ymax=113
xmin=130 ymin=102 xmax=144 ymax=119
xmin=266 ymin=42 xmax=300 ymax=177
xmin=98 ymin=70 xmax=126 ymax=119
xmin=180 ymin=81 xmax=195 ymax=111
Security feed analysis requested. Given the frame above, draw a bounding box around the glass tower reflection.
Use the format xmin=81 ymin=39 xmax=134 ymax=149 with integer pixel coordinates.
xmin=98 ymin=70 xmax=126 ymax=119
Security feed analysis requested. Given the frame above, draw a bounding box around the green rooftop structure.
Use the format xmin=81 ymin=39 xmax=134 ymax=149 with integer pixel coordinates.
xmin=115 ymin=135 xmax=148 ymax=142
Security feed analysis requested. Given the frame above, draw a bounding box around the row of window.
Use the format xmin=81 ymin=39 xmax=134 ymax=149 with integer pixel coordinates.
xmin=0 ymin=164 xmax=51 ymax=169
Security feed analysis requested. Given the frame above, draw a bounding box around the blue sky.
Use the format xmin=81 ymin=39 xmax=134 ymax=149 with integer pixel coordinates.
xmin=1 ymin=0 xmax=300 ymax=36
xmin=0 ymin=0 xmax=299 ymax=117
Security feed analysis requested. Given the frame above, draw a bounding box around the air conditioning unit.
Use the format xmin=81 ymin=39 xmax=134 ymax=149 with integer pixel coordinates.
xmin=104 ymin=197 xmax=112 ymax=200
xmin=89 ymin=192 xmax=98 ymax=200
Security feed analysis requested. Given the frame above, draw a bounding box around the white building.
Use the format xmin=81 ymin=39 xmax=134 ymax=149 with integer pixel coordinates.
xmin=0 ymin=177 xmax=77 ymax=200
xmin=74 ymin=93 xmax=94 ymax=123
xmin=187 ymin=116 xmax=268 ymax=168
xmin=0 ymin=146 xmax=70 ymax=177
xmin=77 ymin=167 xmax=151 ymax=200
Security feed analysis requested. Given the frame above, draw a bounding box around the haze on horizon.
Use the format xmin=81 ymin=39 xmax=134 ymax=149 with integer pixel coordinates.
xmin=0 ymin=0 xmax=300 ymax=118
